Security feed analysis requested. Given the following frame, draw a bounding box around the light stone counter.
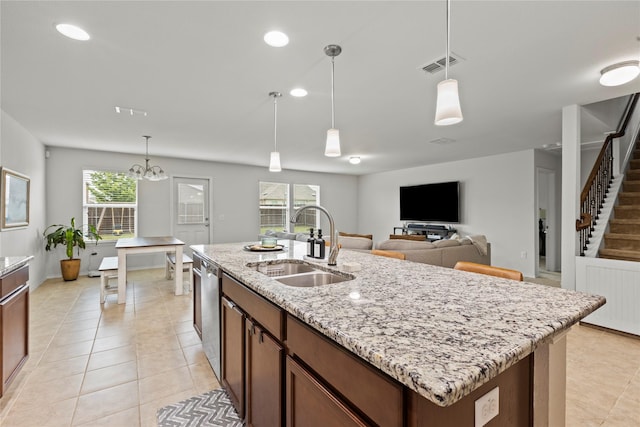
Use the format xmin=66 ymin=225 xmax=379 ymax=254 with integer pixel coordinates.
xmin=0 ymin=256 xmax=33 ymax=277
xmin=191 ymin=241 xmax=605 ymax=407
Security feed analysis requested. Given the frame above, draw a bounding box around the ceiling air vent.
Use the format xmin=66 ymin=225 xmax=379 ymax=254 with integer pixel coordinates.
xmin=421 ymin=52 xmax=463 ymax=74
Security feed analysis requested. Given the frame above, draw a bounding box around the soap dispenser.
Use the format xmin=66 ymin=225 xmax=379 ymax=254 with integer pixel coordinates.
xmin=307 ymin=228 xmax=316 ymax=257
xmin=314 ymin=229 xmax=326 ymax=259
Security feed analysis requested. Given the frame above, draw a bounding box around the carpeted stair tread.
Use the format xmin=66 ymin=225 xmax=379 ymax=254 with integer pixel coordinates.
xmin=631 ymin=159 xmax=640 ymax=169
xmin=622 ymin=181 xmax=640 ymax=192
xmin=614 ymin=205 xmax=640 ymax=219
xmin=599 ymin=248 xmax=640 ymax=262
xmin=604 ymin=233 xmax=640 ymax=241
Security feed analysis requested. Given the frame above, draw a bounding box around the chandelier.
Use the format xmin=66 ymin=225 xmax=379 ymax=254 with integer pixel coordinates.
xmin=128 ymin=135 xmax=168 ymax=181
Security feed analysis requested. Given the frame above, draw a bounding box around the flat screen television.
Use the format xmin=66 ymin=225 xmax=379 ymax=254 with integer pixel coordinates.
xmin=399 ymin=181 xmax=460 ymax=223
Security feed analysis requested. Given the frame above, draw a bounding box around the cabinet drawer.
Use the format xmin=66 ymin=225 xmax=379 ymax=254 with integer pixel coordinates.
xmin=286 ymin=315 xmax=403 ymax=427
xmin=222 ymin=273 xmax=284 ymax=341
xmin=0 ymin=265 xmax=29 ymax=300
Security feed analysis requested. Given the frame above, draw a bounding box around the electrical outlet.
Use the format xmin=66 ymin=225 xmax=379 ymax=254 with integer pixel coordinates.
xmin=475 ymin=387 xmax=499 ymax=427
xmin=520 ymin=251 xmax=527 ymax=259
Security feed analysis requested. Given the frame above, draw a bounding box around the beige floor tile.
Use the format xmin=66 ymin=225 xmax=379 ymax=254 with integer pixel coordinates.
xmin=28 ymin=354 xmax=89 ymax=383
xmin=87 ymin=343 xmax=137 ymax=371
xmin=181 ymin=343 xmax=208 ymax=366
xmin=2 ymin=396 xmax=77 ymax=427
xmin=50 ymin=327 xmax=97 ymax=348
xmin=92 ymin=332 xmax=135 ymax=353
xmin=173 ymin=319 xmax=195 ymax=334
xmin=189 ymin=362 xmax=221 ymax=394
xmin=138 ymin=365 xmax=194 ymax=404
xmin=17 ymin=372 xmax=84 ymax=405
xmin=137 ymin=348 xmax=187 ymax=379
xmin=177 ymin=329 xmax=201 ymax=348
xmin=39 ymin=339 xmax=95 ymax=363
xmin=73 ymin=380 xmax=139 ymax=425
xmin=81 ymin=360 xmax=138 ymax=394
xmin=137 ymin=335 xmax=182 ymax=356
xmin=74 ymin=406 xmax=140 ymax=427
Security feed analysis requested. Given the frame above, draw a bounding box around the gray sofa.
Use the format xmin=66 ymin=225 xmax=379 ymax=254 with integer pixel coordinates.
xmin=374 ymin=237 xmax=490 ymax=268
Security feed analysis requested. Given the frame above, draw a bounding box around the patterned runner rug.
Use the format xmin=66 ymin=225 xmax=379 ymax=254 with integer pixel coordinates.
xmin=156 ymin=388 xmax=242 ymax=427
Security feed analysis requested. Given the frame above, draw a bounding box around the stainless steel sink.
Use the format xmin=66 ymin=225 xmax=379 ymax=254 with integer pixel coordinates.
xmin=252 ymin=262 xmax=316 ymax=277
xmin=276 ymin=271 xmax=351 ymax=287
xmin=250 ymin=261 xmax=353 ymax=287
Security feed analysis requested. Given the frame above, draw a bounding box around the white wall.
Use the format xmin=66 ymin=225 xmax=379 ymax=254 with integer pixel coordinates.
xmin=45 ymin=146 xmax=358 ymax=279
xmin=0 ymin=111 xmax=47 ymax=289
xmin=357 ymin=150 xmax=537 ymax=277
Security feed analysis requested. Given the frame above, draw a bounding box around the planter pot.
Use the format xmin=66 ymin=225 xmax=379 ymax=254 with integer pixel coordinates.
xmin=60 ymin=259 xmax=81 ymax=281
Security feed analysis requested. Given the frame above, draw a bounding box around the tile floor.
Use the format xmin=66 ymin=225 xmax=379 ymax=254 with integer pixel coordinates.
xmin=0 ymin=268 xmax=638 ymax=426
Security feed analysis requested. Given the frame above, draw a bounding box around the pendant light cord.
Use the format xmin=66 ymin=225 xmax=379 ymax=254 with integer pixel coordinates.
xmin=331 ymin=56 xmax=335 ymax=128
xmin=445 ymin=0 xmax=450 ymax=80
xmin=273 ymin=95 xmax=278 ymax=151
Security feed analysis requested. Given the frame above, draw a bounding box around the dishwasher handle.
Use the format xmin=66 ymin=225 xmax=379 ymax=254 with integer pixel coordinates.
xmin=201 ymin=259 xmax=221 ymax=278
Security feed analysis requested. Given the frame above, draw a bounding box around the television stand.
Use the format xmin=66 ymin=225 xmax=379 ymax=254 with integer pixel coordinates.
xmin=393 ymin=224 xmax=456 ymax=241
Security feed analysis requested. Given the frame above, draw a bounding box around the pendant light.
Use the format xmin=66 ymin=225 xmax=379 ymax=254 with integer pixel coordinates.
xmin=268 ymin=91 xmax=282 ymax=172
xmin=434 ymin=0 xmax=463 ymax=126
xmin=128 ymin=135 xmax=168 ymax=181
xmin=324 ymin=44 xmax=342 ymax=157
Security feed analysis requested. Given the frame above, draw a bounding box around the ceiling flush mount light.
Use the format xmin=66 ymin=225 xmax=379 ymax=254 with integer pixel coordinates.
xmin=324 ymin=44 xmax=342 ymax=157
xmin=264 ymin=31 xmax=289 ymax=47
xmin=55 ymin=23 xmax=90 ymax=41
xmin=349 ymin=156 xmax=361 ymax=165
xmin=290 ymin=88 xmax=308 ymax=97
xmin=434 ymin=0 xmax=463 ymax=126
xmin=599 ymin=60 xmax=640 ymax=87
xmin=128 ymin=136 xmax=168 ymax=181
xmin=268 ymin=92 xmax=283 ymax=172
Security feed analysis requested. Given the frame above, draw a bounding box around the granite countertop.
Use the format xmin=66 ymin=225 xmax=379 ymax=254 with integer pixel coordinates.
xmin=0 ymin=256 xmax=34 ymax=277
xmin=191 ymin=241 xmax=605 ymax=407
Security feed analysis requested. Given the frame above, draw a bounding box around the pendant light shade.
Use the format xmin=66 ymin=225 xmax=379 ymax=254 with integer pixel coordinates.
xmin=325 ymin=129 xmax=341 ymax=157
xmin=324 ymin=45 xmax=342 ymax=157
xmin=434 ymin=0 xmax=463 ymax=126
xmin=269 ymin=151 xmax=282 ymax=172
xmin=268 ymin=91 xmax=283 ymax=172
xmin=435 ymin=79 xmax=463 ymax=126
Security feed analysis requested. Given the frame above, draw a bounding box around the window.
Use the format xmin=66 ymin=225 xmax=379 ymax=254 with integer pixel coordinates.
xmin=83 ymin=170 xmax=138 ymax=240
xmin=293 ymin=184 xmax=320 ymax=233
xmin=177 ymin=182 xmax=205 ymax=224
xmin=259 ymin=182 xmax=320 ymax=234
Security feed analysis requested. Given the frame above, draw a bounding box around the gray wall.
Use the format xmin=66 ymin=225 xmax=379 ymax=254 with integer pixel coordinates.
xmin=44 ymin=146 xmax=359 ymax=279
xmin=0 ymin=111 xmax=47 ymax=289
xmin=357 ymin=150 xmax=537 ymax=277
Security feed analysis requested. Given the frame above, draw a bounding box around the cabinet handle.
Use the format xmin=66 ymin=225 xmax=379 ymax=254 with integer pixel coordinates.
xmin=223 ymin=298 xmax=236 ymax=310
xmin=0 ymin=284 xmax=28 ymax=306
xmin=258 ymin=330 xmax=264 ymax=344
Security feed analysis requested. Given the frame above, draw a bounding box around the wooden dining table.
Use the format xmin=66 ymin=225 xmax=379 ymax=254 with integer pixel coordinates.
xmin=115 ymin=236 xmax=185 ymax=304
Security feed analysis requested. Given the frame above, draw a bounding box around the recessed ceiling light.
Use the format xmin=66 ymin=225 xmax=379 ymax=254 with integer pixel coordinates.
xmin=55 ymin=23 xmax=90 ymax=41
xmin=290 ymin=88 xmax=308 ymax=97
xmin=349 ymin=156 xmax=361 ymax=165
xmin=114 ymin=106 xmax=148 ymax=116
xmin=599 ymin=60 xmax=640 ymax=86
xmin=264 ymin=31 xmax=289 ymax=47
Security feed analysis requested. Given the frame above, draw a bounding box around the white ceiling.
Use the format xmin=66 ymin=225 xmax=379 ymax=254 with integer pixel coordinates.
xmin=2 ymin=1 xmax=639 ymax=175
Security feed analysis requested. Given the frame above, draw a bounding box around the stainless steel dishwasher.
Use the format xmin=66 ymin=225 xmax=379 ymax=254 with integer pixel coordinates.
xmin=201 ymin=258 xmax=221 ymax=380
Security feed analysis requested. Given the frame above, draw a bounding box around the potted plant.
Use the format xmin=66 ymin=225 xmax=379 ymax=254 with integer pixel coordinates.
xmin=44 ymin=217 xmax=101 ymax=281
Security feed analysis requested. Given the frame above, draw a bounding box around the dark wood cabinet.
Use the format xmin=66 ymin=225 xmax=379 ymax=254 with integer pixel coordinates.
xmin=286 ymin=356 xmax=368 ymax=427
xmin=0 ymin=265 xmax=29 ymax=398
xmin=192 ymin=253 xmax=202 ymax=340
xmin=221 ymin=295 xmax=245 ymax=419
xmin=245 ymin=319 xmax=283 ymax=427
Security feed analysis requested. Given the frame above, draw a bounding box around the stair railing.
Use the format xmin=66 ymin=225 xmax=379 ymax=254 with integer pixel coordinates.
xmin=577 ymin=92 xmax=639 ymax=255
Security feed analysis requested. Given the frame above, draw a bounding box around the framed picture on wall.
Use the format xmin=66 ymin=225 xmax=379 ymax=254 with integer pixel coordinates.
xmin=1 ymin=167 xmax=30 ymax=229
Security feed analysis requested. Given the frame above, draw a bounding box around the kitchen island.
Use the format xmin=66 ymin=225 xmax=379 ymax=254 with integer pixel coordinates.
xmin=191 ymin=241 xmax=605 ymax=426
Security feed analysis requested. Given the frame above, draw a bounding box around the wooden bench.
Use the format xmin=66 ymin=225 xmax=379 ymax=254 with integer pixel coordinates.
xmin=166 ymin=253 xmax=193 ymax=292
xmin=98 ymin=256 xmax=119 ymax=303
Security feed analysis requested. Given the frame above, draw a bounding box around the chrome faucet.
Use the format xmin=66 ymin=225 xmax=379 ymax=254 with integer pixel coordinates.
xmin=291 ymin=205 xmax=339 ymax=266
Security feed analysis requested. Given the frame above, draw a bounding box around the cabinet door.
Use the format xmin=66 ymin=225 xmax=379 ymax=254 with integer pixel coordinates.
xmin=246 ymin=319 xmax=283 ymax=427
xmin=1 ymin=284 xmax=29 ymax=397
xmin=193 ymin=265 xmax=202 ymax=339
xmin=221 ymin=296 xmax=245 ymax=419
xmin=286 ymin=356 xmax=368 ymax=427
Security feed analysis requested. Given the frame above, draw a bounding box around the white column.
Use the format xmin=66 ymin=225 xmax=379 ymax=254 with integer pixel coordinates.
xmin=561 ymin=105 xmax=580 ymax=291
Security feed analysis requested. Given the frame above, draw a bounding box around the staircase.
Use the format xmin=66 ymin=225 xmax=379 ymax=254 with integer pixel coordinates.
xmin=600 ymin=137 xmax=640 ymax=262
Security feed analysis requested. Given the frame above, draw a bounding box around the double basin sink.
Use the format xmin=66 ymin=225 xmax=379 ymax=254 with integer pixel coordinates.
xmin=251 ymin=261 xmax=353 ymax=287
